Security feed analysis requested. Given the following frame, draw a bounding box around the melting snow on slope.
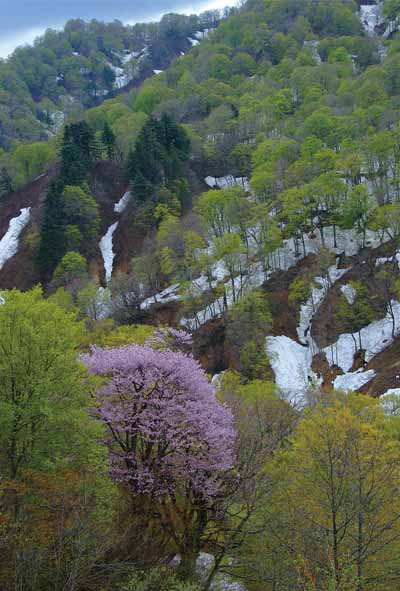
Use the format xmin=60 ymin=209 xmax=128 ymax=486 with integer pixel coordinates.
xmin=375 ymin=251 xmax=400 ymax=267
xmin=182 ymin=226 xmax=385 ymax=330
xmin=141 ymin=283 xmax=181 ymax=310
xmin=359 ymin=4 xmax=382 ymax=35
xmin=340 ymin=283 xmax=356 ymax=305
xmin=188 ymin=37 xmax=200 ymax=46
xmin=114 ymin=191 xmax=132 ymax=213
xmin=303 ymin=40 xmax=322 ymax=64
xmin=0 ymin=207 xmax=31 ymax=270
xmin=324 ymin=300 xmax=400 ymax=372
xmin=145 ymin=223 xmax=387 ymax=328
xmin=333 ymin=368 xmax=376 ymax=392
xmin=205 ymin=175 xmax=249 ymax=191
xmin=153 ymin=69 xmax=163 ymax=75
xmin=297 ymin=264 xmax=349 ymax=346
xmin=193 ymin=29 xmax=215 ymax=40
xmin=100 ymin=222 xmax=118 ymax=282
xmin=381 ymin=389 xmax=400 ymax=414
xmin=265 ymin=335 xmax=321 ymax=406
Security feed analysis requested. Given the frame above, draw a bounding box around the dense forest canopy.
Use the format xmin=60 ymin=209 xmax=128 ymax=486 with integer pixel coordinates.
xmin=0 ymin=8 xmax=227 ymax=150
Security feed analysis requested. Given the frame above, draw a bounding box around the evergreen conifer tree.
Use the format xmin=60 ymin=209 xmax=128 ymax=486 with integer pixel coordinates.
xmin=102 ymin=121 xmax=116 ymax=160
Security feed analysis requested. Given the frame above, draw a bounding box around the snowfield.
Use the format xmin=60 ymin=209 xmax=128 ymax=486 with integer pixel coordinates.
xmin=0 ymin=208 xmax=31 ymax=270
xmin=181 ymin=225 xmax=386 ymax=330
xmin=99 ymin=222 xmax=118 ymax=282
xmin=333 ymin=368 xmax=376 ymax=392
xmin=138 ymin=219 xmax=388 ymax=330
xmin=265 ymin=335 xmax=321 ymax=406
xmin=324 ymin=300 xmax=400 ymax=372
xmin=359 ymin=4 xmax=382 ymax=35
xmin=297 ymin=264 xmax=349 ymax=347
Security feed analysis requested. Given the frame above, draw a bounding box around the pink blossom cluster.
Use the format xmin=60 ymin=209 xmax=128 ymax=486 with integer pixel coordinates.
xmin=145 ymin=327 xmax=193 ymax=353
xmin=82 ymin=344 xmax=236 ymax=499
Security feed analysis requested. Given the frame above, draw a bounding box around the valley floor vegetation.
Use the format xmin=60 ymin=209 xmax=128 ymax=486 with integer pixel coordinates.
xmin=1 ymin=288 xmax=400 ymax=591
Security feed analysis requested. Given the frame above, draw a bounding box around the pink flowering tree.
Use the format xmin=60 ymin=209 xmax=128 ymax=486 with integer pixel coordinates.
xmin=82 ymin=343 xmax=236 ymax=577
xmin=145 ymin=327 xmax=193 ymax=353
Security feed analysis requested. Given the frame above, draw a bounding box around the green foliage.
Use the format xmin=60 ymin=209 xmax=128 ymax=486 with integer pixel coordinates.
xmin=11 ymin=142 xmax=55 ymax=187
xmin=101 ymin=120 xmax=116 ymax=160
xmin=38 ymin=120 xmax=100 ymax=279
xmin=335 ymin=280 xmax=374 ymax=351
xmin=120 ymin=567 xmax=200 ymax=591
xmin=52 ymin=251 xmax=89 ymax=287
xmin=0 ymin=287 xmax=88 ymax=479
xmin=60 ymin=121 xmax=100 ymax=185
xmin=127 ymin=114 xmax=190 ymax=205
xmin=383 ymin=0 xmax=400 ymax=21
xmin=227 ymin=290 xmax=272 ymax=379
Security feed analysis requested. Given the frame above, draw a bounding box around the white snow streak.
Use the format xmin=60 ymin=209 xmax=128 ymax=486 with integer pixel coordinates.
xmin=297 ymin=264 xmax=349 ymax=346
xmin=265 ymin=335 xmax=321 ymax=406
xmin=340 ymin=283 xmax=356 ymax=305
xmin=359 ymin=4 xmax=382 ymax=36
xmin=99 ymin=222 xmax=118 ymax=282
xmin=0 ymin=208 xmax=31 ymax=270
xmin=205 ymin=175 xmax=249 ymax=191
xmin=141 ymin=283 xmax=181 ymax=310
xmin=303 ymin=40 xmax=322 ymax=64
xmin=375 ymin=252 xmax=400 ymax=267
xmin=114 ymin=191 xmax=132 ymax=213
xmin=333 ymin=368 xmax=376 ymax=392
xmin=324 ymin=300 xmax=400 ymax=372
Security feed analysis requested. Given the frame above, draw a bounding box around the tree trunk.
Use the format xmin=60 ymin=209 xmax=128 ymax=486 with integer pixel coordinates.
xmin=178 ymin=551 xmax=198 ymax=581
xmin=319 ymin=225 xmax=325 ymax=247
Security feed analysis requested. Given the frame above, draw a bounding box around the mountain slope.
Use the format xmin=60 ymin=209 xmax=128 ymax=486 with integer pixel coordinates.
xmin=2 ymin=0 xmax=400 ymax=403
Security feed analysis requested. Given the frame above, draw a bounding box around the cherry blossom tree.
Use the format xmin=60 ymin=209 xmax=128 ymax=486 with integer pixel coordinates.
xmin=82 ymin=343 xmax=236 ymax=578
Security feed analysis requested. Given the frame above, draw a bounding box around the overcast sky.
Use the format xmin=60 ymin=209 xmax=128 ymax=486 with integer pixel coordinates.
xmin=0 ymin=0 xmax=231 ymax=58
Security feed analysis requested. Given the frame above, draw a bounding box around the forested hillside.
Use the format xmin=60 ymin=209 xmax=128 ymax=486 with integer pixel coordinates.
xmin=4 ymin=0 xmax=400 ymax=589
xmin=0 ymin=8 xmax=226 ymax=150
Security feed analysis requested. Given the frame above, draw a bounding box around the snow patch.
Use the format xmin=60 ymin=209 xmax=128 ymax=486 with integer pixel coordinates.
xmin=380 ymin=389 xmax=400 ymax=414
xmin=205 ymin=175 xmax=250 ymax=191
xmin=359 ymin=4 xmax=382 ymax=36
xmin=0 ymin=208 xmax=31 ymax=270
xmin=333 ymin=368 xmax=376 ymax=392
xmin=193 ymin=29 xmax=215 ymax=39
xmin=99 ymin=222 xmax=118 ymax=282
xmin=114 ymin=191 xmax=132 ymax=213
xmin=297 ymin=264 xmax=349 ymax=347
xmin=188 ymin=37 xmax=200 ymax=46
xmin=324 ymin=300 xmax=400 ymax=372
xmin=153 ymin=69 xmax=163 ymax=75
xmin=211 ymin=371 xmax=227 ymax=390
xmin=266 ymin=335 xmax=321 ymax=406
xmin=145 ymin=223 xmax=387 ymax=329
xmin=340 ymin=283 xmax=356 ymax=305
xmin=303 ymin=40 xmax=321 ymax=64
xmin=141 ymin=283 xmax=181 ymax=310
xmin=375 ymin=252 xmax=400 ymax=267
